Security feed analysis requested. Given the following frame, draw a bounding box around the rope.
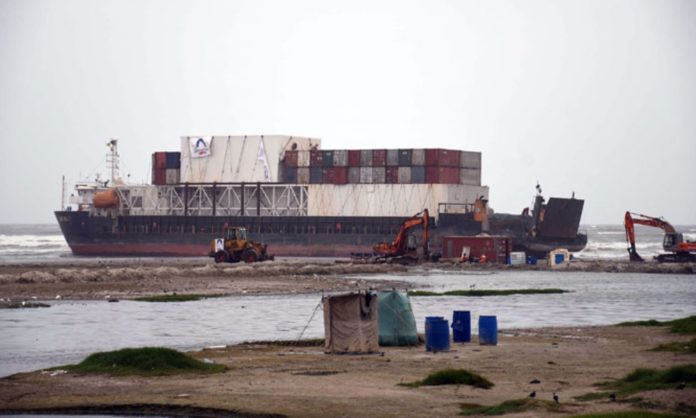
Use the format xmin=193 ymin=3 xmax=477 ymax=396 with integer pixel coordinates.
xmin=297 ymin=302 xmax=323 ymax=341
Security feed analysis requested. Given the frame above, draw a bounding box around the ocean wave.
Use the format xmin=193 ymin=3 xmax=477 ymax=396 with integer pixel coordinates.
xmin=0 ymin=234 xmax=67 ymax=248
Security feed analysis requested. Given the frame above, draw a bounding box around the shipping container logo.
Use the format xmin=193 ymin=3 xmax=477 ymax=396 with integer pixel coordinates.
xmin=190 ymin=137 xmax=211 ymax=158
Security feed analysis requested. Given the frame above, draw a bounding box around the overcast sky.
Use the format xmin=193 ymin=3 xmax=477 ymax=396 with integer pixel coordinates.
xmin=1 ymin=0 xmax=694 ymax=224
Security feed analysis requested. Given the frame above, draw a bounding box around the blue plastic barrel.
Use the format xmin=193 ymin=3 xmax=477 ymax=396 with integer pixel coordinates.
xmin=478 ymin=315 xmax=498 ymax=345
xmin=527 ymin=255 xmax=537 ymax=265
xmin=425 ymin=316 xmax=444 ymax=351
xmin=555 ymin=253 xmax=565 ymax=264
xmin=452 ymin=311 xmax=471 ymax=342
xmin=425 ymin=318 xmax=450 ymax=352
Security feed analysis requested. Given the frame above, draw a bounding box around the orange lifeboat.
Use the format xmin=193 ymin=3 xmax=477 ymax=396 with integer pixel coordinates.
xmin=93 ymin=189 xmax=119 ymax=208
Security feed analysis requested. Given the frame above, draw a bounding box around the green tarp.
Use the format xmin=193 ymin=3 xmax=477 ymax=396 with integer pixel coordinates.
xmin=378 ymin=291 xmax=418 ymax=346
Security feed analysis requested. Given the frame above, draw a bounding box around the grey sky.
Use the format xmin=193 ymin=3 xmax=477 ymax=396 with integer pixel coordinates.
xmin=1 ymin=0 xmax=695 ymax=224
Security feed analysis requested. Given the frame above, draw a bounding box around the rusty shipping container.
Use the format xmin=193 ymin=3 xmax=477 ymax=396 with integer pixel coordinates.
xmin=153 ymin=152 xmax=167 ymax=169
xmin=426 ymin=149 xmax=460 ymax=167
xmin=152 ymin=167 xmax=167 ymax=185
xmin=441 ymin=236 xmax=511 ymax=264
xmin=333 ymin=166 xmax=348 ymax=184
xmin=386 ymin=166 xmax=399 ymax=183
xmin=426 ymin=166 xmax=460 ymax=184
xmin=372 ymin=149 xmax=387 ymax=166
xmin=348 ymin=150 xmax=361 ymax=167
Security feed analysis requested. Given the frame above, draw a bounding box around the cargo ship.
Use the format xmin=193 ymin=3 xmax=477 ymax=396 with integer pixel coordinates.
xmin=55 ymin=136 xmax=586 ymax=258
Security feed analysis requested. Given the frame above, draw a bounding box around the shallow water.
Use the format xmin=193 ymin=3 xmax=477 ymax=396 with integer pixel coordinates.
xmin=1 ymin=270 xmax=694 ymax=378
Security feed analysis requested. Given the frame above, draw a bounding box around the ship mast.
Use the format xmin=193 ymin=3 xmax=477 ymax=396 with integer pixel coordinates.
xmin=106 ymin=138 xmax=121 ymax=185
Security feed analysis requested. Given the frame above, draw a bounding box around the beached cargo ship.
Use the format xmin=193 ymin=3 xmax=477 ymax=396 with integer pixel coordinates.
xmin=55 ymin=136 xmax=585 ymax=258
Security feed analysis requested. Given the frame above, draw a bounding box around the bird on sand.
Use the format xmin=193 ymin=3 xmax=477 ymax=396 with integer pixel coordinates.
xmin=609 ymin=393 xmax=616 ymax=402
xmin=528 ymin=391 xmax=536 ymax=398
xmin=553 ymin=392 xmax=559 ymax=404
xmin=676 ymin=382 xmax=686 ymax=390
xmin=529 ymin=379 xmax=541 ymax=384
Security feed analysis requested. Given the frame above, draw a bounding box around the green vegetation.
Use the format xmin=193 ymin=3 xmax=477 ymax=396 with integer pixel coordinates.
xmin=617 ymin=316 xmax=696 ymax=334
xmin=400 ymin=369 xmax=493 ymax=389
xmin=595 ymin=364 xmax=695 ymax=395
xmin=65 ymin=347 xmax=227 ymax=376
xmin=569 ymin=412 xmax=689 ymax=418
xmin=460 ymin=399 xmax=561 ymax=416
xmin=651 ymin=338 xmax=696 ymax=354
xmin=408 ymin=288 xmax=568 ymax=297
xmin=135 ymin=293 xmax=224 ymax=302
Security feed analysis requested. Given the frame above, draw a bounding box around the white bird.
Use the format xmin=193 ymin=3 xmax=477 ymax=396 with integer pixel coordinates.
xmin=55 ymin=295 xmax=62 ymax=299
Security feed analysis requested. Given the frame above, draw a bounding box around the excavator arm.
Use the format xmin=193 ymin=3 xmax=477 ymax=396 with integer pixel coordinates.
xmin=624 ymin=211 xmax=677 ymax=262
xmin=374 ymin=209 xmax=430 ymax=259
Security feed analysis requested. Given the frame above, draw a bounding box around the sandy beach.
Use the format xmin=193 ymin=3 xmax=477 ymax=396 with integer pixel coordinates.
xmin=0 ymin=324 xmax=694 ymax=417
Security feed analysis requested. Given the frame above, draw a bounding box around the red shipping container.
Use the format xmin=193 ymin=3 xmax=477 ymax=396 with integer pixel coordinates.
xmin=386 ymin=167 xmax=399 ymax=183
xmin=425 ymin=149 xmax=440 ymax=166
xmin=310 ymin=150 xmax=323 ymax=166
xmin=425 ymin=166 xmax=440 ymax=183
xmin=372 ymin=149 xmax=387 ymax=166
xmin=440 ymin=149 xmax=460 ymax=167
xmin=439 ymin=167 xmax=460 ymax=184
xmin=321 ymin=168 xmax=335 ymax=183
xmin=283 ymin=150 xmax=298 ymax=167
xmin=153 ymin=152 xmax=167 ymax=169
xmin=348 ymin=150 xmax=361 ymax=167
xmin=152 ymin=167 xmax=167 ymax=185
xmin=441 ymin=236 xmax=511 ymax=264
xmin=333 ymin=167 xmax=348 ymax=184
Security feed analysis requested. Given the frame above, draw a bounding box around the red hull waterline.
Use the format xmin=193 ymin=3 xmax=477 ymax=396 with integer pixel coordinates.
xmin=68 ymin=243 xmax=372 ymax=258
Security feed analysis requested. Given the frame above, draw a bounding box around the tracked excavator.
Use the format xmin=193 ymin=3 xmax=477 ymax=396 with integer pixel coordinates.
xmin=370 ymin=209 xmax=437 ymax=263
xmin=624 ymin=211 xmax=696 ymax=263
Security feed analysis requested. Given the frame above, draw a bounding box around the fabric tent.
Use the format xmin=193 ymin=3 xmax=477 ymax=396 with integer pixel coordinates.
xmin=378 ymin=291 xmax=418 ymax=346
xmin=323 ymin=292 xmax=379 ymax=354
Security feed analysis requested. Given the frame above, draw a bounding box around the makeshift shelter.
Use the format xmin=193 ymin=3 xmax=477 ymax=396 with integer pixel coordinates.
xmin=378 ymin=291 xmax=418 ymax=346
xmin=322 ymin=292 xmax=379 ymax=354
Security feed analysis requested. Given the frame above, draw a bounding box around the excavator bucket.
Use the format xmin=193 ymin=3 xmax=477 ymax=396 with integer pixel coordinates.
xmin=628 ymin=248 xmax=644 ymax=262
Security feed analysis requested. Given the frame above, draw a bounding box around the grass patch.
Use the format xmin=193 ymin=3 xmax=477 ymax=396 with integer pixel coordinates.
xmin=651 ymin=338 xmax=696 ymax=354
xmin=595 ymin=364 xmax=695 ymax=395
xmin=65 ymin=347 xmax=227 ymax=376
xmin=134 ymin=293 xmax=224 ymax=302
xmin=460 ymin=398 xmax=560 ymax=416
xmin=399 ymin=369 xmax=493 ymax=389
xmin=569 ymin=412 xmax=689 ymax=418
xmin=617 ymin=316 xmax=696 ymax=334
xmin=408 ymin=288 xmax=568 ymax=297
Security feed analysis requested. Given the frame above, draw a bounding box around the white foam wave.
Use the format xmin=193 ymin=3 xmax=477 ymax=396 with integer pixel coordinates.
xmin=0 ymin=234 xmax=67 ymax=248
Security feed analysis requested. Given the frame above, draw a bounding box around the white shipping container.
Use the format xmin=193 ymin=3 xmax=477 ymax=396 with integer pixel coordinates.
xmin=297 ymin=150 xmax=311 ymax=167
xmin=412 ymin=149 xmax=426 ymax=166
xmin=333 ymin=150 xmax=348 ymax=166
xmin=359 ymin=167 xmax=373 ymax=183
xmin=387 ymin=149 xmax=399 ymax=166
xmin=297 ymin=167 xmax=310 ymax=184
xmin=398 ymin=167 xmax=411 ymax=184
xmin=165 ymin=169 xmax=180 ymax=184
xmin=372 ymin=167 xmax=386 ymax=183
xmin=509 ymin=252 xmax=526 ymax=265
xmin=307 ymin=184 xmax=490 ymax=217
xmin=460 ymin=168 xmax=481 ymax=186
xmin=180 ymin=135 xmax=320 ymax=183
xmin=460 ymin=151 xmax=481 ymax=169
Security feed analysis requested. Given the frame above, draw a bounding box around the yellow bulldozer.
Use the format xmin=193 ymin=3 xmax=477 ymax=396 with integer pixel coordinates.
xmin=209 ymin=226 xmax=274 ymax=263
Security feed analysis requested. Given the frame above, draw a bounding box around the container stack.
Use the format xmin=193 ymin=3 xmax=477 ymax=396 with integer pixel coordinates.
xmin=281 ymin=148 xmax=481 ymax=186
xmin=152 ymin=152 xmax=181 ymax=185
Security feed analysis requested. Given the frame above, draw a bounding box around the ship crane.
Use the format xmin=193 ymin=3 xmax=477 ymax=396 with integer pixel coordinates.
xmin=624 ymin=211 xmax=696 ymax=263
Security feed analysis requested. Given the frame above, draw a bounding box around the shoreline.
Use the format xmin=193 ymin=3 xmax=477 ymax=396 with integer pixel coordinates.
xmin=1 ymin=324 xmax=693 ymax=417
xmin=0 ymin=259 xmax=693 ymax=303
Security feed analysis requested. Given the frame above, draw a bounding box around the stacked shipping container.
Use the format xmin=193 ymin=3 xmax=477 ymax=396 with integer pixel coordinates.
xmin=152 ymin=152 xmax=181 ymax=185
xmin=281 ymin=148 xmax=481 ymax=186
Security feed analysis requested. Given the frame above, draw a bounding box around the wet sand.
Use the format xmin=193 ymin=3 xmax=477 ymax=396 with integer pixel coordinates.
xmin=0 ymin=258 xmax=693 ymax=303
xmin=0 ymin=325 xmax=694 ymax=417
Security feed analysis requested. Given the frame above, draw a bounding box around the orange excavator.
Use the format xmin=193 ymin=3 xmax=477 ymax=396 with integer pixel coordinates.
xmin=372 ymin=209 xmax=434 ymax=263
xmin=624 ymin=211 xmax=696 ymax=263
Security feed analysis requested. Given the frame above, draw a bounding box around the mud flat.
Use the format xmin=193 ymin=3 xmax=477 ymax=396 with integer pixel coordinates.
xmin=0 ymin=259 xmax=693 ymax=303
xmin=1 ymin=325 xmax=694 ymax=417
